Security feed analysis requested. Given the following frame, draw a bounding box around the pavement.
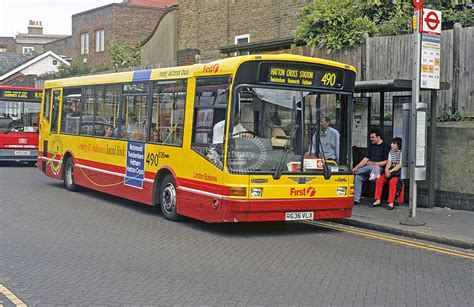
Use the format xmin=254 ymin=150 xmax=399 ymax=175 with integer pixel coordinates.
xmin=334 ymin=199 xmax=474 ymax=250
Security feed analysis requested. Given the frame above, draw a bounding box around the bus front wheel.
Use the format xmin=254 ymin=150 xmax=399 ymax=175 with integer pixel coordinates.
xmin=64 ymin=157 xmax=78 ymax=192
xmin=160 ymin=174 xmax=178 ymax=221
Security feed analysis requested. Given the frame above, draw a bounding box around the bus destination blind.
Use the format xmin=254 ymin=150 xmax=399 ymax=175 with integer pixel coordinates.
xmin=0 ymin=89 xmax=42 ymax=101
xmin=260 ymin=64 xmax=344 ymax=89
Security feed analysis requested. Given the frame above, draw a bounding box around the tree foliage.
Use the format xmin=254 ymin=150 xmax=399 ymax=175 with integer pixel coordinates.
xmin=43 ymin=61 xmax=92 ymax=80
xmin=440 ymin=3 xmax=474 ymax=28
xmin=110 ymin=39 xmax=141 ymax=69
xmin=296 ymin=0 xmax=378 ymax=52
xmin=361 ymin=1 xmax=413 ymax=36
xmin=297 ymin=0 xmax=474 ymax=51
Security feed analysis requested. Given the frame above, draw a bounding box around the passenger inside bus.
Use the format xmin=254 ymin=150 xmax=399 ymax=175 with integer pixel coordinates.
xmin=151 ymin=127 xmax=160 ymax=142
xmin=212 ymin=113 xmax=253 ymax=144
xmin=120 ymin=113 xmax=145 ymax=140
xmin=267 ymin=114 xmax=288 ymax=147
xmin=64 ymin=98 xmax=81 ymax=117
xmin=104 ymin=126 xmax=114 ymax=137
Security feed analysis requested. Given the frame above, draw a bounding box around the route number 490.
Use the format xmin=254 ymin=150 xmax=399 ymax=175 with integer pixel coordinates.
xmin=321 ymin=72 xmax=336 ymax=87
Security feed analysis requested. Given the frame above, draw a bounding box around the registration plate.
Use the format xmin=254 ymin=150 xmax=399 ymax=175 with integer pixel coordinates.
xmin=14 ymin=150 xmax=31 ymax=155
xmin=285 ymin=211 xmax=314 ymax=221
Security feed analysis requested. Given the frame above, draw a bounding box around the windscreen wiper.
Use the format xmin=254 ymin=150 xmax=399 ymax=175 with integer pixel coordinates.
xmin=273 ymin=145 xmax=290 ymax=180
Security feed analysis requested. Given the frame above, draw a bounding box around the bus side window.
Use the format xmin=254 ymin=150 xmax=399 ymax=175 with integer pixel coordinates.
xmin=104 ymin=84 xmax=121 ymax=137
xmin=50 ymin=90 xmax=61 ymax=133
xmin=120 ymin=96 xmax=147 ymax=141
xmin=94 ymin=86 xmax=106 ymax=136
xmin=61 ymin=88 xmax=82 ymax=135
xmin=191 ymin=76 xmax=231 ymax=168
xmin=80 ymin=87 xmax=95 ymax=136
xmin=43 ymin=89 xmax=51 ymax=121
xmin=151 ymin=79 xmax=187 ymax=145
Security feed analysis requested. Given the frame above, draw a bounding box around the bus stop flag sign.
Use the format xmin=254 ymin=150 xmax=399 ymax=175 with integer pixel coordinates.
xmin=421 ymin=9 xmax=442 ymax=35
xmin=413 ymin=0 xmax=423 ymax=10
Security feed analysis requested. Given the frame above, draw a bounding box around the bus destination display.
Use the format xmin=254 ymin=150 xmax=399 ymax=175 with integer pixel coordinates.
xmin=260 ymin=63 xmax=344 ymax=89
xmin=0 ymin=89 xmax=42 ymax=101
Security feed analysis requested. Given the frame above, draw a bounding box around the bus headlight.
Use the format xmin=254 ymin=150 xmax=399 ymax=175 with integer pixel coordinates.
xmin=337 ymin=187 xmax=347 ymax=196
xmin=250 ymin=188 xmax=262 ymax=197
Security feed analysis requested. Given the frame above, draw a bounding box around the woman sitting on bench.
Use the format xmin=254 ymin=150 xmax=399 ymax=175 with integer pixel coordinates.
xmin=372 ymin=137 xmax=403 ymax=210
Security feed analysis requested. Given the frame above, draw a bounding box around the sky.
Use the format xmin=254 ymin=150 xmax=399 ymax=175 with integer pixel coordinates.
xmin=0 ymin=0 xmax=120 ymax=37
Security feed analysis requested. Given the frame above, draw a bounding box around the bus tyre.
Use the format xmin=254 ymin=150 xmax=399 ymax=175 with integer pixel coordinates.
xmin=64 ymin=157 xmax=78 ymax=192
xmin=160 ymin=175 xmax=178 ymax=221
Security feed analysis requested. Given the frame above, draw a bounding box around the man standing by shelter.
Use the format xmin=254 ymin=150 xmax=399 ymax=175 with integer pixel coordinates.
xmin=352 ymin=129 xmax=390 ymax=204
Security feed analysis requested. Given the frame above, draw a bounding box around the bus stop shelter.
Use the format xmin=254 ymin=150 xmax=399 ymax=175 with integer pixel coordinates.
xmin=353 ymin=79 xmax=450 ymax=208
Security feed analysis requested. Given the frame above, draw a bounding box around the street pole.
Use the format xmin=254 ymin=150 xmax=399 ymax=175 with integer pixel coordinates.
xmin=401 ymin=3 xmax=426 ymax=226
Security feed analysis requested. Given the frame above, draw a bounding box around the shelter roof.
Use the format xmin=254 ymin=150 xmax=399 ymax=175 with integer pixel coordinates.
xmin=355 ymin=79 xmax=450 ymax=92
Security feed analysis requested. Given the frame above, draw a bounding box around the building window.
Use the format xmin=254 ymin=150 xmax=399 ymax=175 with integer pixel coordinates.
xmin=81 ymin=32 xmax=89 ymax=54
xmin=95 ymin=29 xmax=104 ymax=52
xmin=22 ymin=46 xmax=35 ymax=54
xmin=235 ymin=34 xmax=250 ymax=45
xmin=0 ymin=46 xmax=6 ymax=53
xmin=234 ymin=34 xmax=250 ymax=56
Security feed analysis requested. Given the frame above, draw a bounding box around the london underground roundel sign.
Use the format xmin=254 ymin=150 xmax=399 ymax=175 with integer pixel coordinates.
xmin=421 ymin=9 xmax=442 ymax=35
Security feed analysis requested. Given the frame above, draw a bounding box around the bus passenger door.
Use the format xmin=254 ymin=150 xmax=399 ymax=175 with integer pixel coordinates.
xmin=40 ymin=88 xmax=62 ymax=176
xmin=39 ymin=89 xmax=52 ymax=173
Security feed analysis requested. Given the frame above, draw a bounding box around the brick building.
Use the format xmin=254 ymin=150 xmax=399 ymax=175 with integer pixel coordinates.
xmin=177 ymin=0 xmax=312 ymax=64
xmin=0 ymin=37 xmax=16 ymax=53
xmin=140 ymin=5 xmax=178 ymax=67
xmin=124 ymin=0 xmax=177 ymax=8
xmin=45 ymin=2 xmax=169 ymax=69
xmin=14 ymin=21 xmax=68 ymax=55
xmin=0 ymin=21 xmax=67 ymax=55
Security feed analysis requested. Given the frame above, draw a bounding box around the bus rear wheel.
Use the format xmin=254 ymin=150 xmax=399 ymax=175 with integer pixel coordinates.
xmin=63 ymin=157 xmax=78 ymax=191
xmin=160 ymin=174 xmax=178 ymax=221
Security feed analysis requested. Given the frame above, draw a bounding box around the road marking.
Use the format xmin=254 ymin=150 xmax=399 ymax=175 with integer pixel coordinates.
xmin=302 ymin=220 xmax=474 ymax=260
xmin=0 ymin=284 xmax=27 ymax=307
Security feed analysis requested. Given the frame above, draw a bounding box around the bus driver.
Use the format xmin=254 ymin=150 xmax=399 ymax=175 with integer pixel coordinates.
xmin=212 ymin=113 xmax=252 ymax=144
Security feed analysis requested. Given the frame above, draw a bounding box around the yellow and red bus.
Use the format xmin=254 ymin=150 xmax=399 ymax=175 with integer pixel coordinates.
xmin=38 ymin=54 xmax=356 ymax=222
xmin=0 ymin=85 xmax=42 ymax=164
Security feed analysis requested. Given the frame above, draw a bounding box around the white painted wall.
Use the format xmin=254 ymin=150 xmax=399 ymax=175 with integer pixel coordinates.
xmin=20 ymin=54 xmax=63 ymax=75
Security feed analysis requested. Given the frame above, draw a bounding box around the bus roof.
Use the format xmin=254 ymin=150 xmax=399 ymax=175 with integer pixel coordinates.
xmin=43 ymin=54 xmax=357 ymax=88
xmin=0 ymin=85 xmax=42 ymax=91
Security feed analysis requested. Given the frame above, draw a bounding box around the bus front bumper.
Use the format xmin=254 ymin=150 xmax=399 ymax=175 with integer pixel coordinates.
xmin=220 ymin=197 xmax=354 ymax=222
xmin=0 ymin=149 xmax=38 ymax=162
